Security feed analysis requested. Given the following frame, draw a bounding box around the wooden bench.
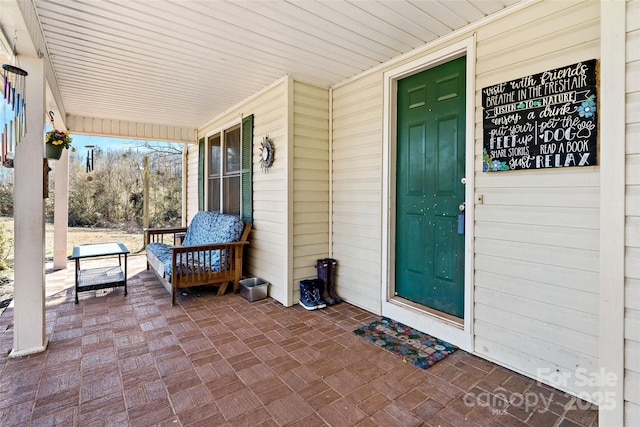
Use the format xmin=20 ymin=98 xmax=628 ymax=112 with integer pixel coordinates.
xmin=145 ymin=211 xmax=251 ymax=305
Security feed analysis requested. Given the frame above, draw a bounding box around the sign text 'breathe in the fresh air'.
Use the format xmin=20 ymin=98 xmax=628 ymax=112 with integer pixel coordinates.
xmin=482 ymin=59 xmax=597 ymax=172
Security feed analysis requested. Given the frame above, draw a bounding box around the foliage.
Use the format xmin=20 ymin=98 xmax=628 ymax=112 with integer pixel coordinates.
xmin=0 ymin=141 xmax=182 ymax=252
xmin=0 ymin=141 xmax=182 ymax=276
xmin=0 ymin=223 xmax=12 ymax=270
xmin=0 ymin=168 xmax=14 ymax=216
xmin=47 ymin=143 xmax=183 ymax=230
xmin=45 ymin=129 xmax=73 ymax=150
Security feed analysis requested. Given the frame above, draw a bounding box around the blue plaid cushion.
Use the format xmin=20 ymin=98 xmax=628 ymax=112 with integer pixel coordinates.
xmin=182 ymin=211 xmax=244 ymax=246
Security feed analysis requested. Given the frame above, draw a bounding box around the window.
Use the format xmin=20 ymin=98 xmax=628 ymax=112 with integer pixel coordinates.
xmin=208 ymin=125 xmax=241 ymax=215
xmin=200 ymin=114 xmax=253 ymax=222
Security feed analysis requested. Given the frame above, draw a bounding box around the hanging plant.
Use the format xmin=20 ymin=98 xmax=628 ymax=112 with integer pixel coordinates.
xmin=45 ymin=129 xmax=73 ymax=150
xmin=44 ymin=129 xmax=74 ymax=160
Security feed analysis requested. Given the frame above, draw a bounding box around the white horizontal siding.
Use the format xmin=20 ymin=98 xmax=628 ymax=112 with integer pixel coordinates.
xmin=292 ymin=81 xmax=330 ymax=303
xmin=628 ymin=278 xmax=640 ymax=312
xmin=331 ymin=72 xmax=383 ymax=313
xmin=472 ymin=1 xmax=601 ymax=398
xmin=476 ymin=186 xmax=599 ymax=208
xmin=475 ymin=222 xmax=599 ymax=250
xmin=625 ymin=370 xmax=640 ymax=408
xmin=332 ymin=0 xmax=601 ymax=399
xmin=626 ymin=311 xmax=640 ymax=354
xmin=626 ymin=0 xmax=640 ymax=420
xmin=475 ymin=0 xmax=600 ymax=87
xmin=473 ymin=330 xmax=599 ymax=396
xmin=626 ymin=402 xmax=640 ymax=427
xmin=475 ymin=239 xmax=598 ymax=272
xmin=475 ymin=205 xmax=599 ymax=229
xmin=476 ymin=254 xmax=599 ymax=294
xmin=475 ymin=288 xmax=598 ymax=346
xmin=476 ymin=270 xmax=598 ymax=314
xmin=475 ymin=167 xmax=600 ymax=188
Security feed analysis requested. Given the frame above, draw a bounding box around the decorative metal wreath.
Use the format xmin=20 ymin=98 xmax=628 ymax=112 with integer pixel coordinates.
xmin=259 ymin=135 xmax=275 ymax=172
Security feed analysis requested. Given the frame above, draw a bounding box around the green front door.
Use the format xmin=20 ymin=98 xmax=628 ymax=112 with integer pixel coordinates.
xmin=395 ymin=56 xmax=466 ymax=318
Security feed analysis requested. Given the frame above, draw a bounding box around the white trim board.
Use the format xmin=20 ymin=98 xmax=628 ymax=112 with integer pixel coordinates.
xmin=599 ymin=0 xmax=626 ymax=425
xmin=381 ymin=36 xmax=476 ymax=352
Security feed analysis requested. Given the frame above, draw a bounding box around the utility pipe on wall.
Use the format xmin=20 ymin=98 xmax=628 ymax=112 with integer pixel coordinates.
xmin=328 ymin=87 xmax=333 ymax=257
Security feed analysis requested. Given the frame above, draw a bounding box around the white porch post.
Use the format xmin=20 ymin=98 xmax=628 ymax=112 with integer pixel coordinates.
xmin=53 ymin=149 xmax=68 ymax=269
xmin=10 ymin=55 xmax=48 ymax=357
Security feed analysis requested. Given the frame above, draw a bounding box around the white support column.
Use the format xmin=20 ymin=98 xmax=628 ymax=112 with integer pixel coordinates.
xmin=53 ymin=148 xmax=68 ymax=269
xmin=285 ymin=76 xmax=294 ymax=307
xmin=182 ymin=143 xmax=188 ymax=227
xmin=10 ymin=55 xmax=48 ymax=357
xmin=599 ymin=0 xmax=625 ymax=425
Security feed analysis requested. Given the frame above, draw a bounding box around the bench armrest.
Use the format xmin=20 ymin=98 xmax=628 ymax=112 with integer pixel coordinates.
xmin=145 ymin=227 xmax=188 ymax=245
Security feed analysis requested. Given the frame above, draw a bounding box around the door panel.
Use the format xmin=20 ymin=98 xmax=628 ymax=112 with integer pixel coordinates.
xmin=395 ymin=56 xmax=466 ymax=318
xmin=408 ymin=123 xmax=426 ymax=194
xmin=405 ymin=213 xmax=425 ymax=274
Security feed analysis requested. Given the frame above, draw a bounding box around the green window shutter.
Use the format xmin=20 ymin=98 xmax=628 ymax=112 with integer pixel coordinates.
xmin=241 ymin=115 xmax=254 ymax=223
xmin=198 ymin=137 xmax=205 ymax=211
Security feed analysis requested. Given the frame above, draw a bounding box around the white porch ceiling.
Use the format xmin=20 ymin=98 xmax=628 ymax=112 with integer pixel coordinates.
xmin=27 ymin=0 xmax=519 ymax=133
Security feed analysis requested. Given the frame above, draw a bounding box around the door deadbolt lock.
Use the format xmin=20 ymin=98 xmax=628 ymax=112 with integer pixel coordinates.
xmin=459 ymin=203 xmax=466 ymax=212
xmin=461 ymin=177 xmax=466 ymax=184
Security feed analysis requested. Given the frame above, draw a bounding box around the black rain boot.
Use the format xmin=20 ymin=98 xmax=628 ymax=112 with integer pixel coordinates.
xmin=324 ymin=258 xmax=342 ymax=304
xmin=316 ymin=259 xmax=336 ymax=306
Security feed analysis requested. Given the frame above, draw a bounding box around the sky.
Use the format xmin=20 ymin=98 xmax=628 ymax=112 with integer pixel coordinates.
xmin=41 ymin=122 xmax=183 ymax=153
xmin=67 ymin=133 xmax=183 ymax=153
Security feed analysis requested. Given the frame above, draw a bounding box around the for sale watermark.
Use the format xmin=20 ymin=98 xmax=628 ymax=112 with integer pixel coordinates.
xmin=463 ymin=367 xmax=617 ymax=415
xmin=463 ymin=386 xmax=554 ymax=416
xmin=537 ymin=367 xmax=617 ymax=410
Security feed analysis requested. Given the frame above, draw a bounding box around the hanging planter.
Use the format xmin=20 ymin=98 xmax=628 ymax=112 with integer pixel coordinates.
xmin=44 ymin=129 xmax=72 ymax=160
xmin=45 ymin=143 xmax=64 ymax=160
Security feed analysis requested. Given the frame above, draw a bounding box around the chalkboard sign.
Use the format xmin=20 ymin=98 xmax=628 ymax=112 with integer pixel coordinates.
xmin=482 ymin=59 xmax=597 ymax=172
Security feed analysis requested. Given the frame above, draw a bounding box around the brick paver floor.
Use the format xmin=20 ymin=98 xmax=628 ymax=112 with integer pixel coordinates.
xmin=0 ymin=254 xmax=598 ymax=426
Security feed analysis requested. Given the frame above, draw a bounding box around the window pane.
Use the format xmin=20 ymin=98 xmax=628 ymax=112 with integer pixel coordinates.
xmin=208 ymin=178 xmax=220 ymax=212
xmin=223 ymin=176 xmax=240 ymax=216
xmin=209 ymin=134 xmax=221 ymax=176
xmin=225 ymin=125 xmax=241 ymax=174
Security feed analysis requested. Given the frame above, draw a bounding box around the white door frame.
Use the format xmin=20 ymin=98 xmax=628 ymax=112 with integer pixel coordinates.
xmin=381 ymin=36 xmax=476 ymax=352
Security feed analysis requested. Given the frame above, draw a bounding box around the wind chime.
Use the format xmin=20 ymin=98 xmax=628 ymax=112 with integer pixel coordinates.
xmin=85 ymin=145 xmax=94 ymax=173
xmin=1 ymin=63 xmax=27 ymax=168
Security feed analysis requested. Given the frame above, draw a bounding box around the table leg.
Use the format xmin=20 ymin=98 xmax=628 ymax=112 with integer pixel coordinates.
xmin=74 ymin=258 xmax=79 ymax=304
xmin=125 ymin=254 xmax=128 ymax=296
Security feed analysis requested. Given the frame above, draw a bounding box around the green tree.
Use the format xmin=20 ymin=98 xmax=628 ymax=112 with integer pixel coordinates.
xmin=0 ymin=167 xmax=14 ymax=216
xmin=0 ymin=223 xmax=13 ymax=270
xmin=53 ymin=143 xmax=182 ymax=230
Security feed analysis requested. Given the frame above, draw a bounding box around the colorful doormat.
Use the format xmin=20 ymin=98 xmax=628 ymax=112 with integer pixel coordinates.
xmin=353 ymin=317 xmax=457 ymax=369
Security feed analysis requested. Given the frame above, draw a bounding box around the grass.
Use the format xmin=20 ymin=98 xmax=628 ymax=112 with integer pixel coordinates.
xmin=47 ymin=223 xmax=146 ymax=257
xmin=0 ymin=217 xmax=145 ymax=307
xmin=0 ymin=217 xmax=145 ymax=259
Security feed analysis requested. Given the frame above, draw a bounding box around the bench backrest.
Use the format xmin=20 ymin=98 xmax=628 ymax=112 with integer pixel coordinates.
xmin=182 ymin=211 xmax=245 ymax=246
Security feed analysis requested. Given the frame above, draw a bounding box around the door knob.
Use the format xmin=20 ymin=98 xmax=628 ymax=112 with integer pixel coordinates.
xmin=461 ymin=177 xmax=466 ymax=184
xmin=459 ymin=203 xmax=465 ymax=212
